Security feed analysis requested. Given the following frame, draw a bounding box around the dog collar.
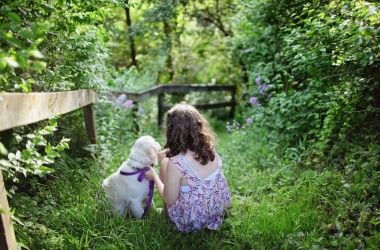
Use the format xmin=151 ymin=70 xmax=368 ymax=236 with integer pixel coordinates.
xmin=119 ymin=167 xmax=154 ymax=216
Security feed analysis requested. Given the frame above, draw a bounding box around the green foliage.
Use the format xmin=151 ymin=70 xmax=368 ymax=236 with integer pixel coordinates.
xmin=0 ymin=0 xmax=117 ymax=93
xmin=0 ymin=117 xmax=70 ymax=183
xmin=235 ymin=0 xmax=380 ymax=162
xmin=103 ymin=0 xmax=241 ymax=85
xmin=2 ymin=0 xmax=380 ymax=249
xmin=0 ymin=0 xmax=126 ymax=181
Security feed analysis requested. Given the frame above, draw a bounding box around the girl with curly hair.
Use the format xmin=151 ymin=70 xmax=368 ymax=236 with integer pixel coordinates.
xmin=145 ymin=103 xmax=231 ymax=232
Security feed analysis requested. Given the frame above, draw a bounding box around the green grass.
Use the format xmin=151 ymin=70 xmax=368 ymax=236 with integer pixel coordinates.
xmin=10 ymin=129 xmax=379 ymax=249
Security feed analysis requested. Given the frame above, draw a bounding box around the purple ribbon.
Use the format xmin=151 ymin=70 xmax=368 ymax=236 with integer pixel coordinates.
xmin=120 ymin=167 xmax=154 ymax=216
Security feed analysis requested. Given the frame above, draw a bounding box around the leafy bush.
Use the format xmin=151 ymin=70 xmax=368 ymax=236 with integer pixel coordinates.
xmin=235 ymin=0 xmax=380 ymax=160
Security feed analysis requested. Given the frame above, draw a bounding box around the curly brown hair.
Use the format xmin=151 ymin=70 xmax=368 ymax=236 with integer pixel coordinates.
xmin=164 ymin=103 xmax=216 ymax=165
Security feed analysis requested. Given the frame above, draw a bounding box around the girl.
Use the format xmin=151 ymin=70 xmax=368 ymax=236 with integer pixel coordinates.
xmin=144 ymin=103 xmax=231 ymax=232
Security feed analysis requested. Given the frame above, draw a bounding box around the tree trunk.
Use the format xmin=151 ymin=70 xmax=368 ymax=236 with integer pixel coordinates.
xmin=164 ymin=21 xmax=174 ymax=82
xmin=125 ymin=0 xmax=138 ymax=68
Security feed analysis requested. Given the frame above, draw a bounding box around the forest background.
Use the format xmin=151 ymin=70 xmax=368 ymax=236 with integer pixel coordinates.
xmin=0 ymin=0 xmax=379 ymax=249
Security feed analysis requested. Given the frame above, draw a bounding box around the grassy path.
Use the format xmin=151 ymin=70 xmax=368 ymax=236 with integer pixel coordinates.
xmin=12 ymin=131 xmax=350 ymax=249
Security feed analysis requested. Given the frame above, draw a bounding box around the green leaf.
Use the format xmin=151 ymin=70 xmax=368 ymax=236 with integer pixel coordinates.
xmin=49 ymin=118 xmax=57 ymax=127
xmin=0 ymin=160 xmax=13 ymax=167
xmin=6 ymin=37 xmax=26 ymax=49
xmin=6 ymin=57 xmax=19 ymax=68
xmin=21 ymin=150 xmax=32 ymax=159
xmin=370 ymin=219 xmax=380 ymax=225
xmin=41 ymin=4 xmax=55 ymax=12
xmin=0 ymin=142 xmax=7 ymax=155
xmin=0 ymin=57 xmax=6 ymax=70
xmin=33 ymin=61 xmax=47 ymax=73
xmin=19 ymin=28 xmax=35 ymax=39
xmin=7 ymin=12 xmax=21 ymax=25
xmin=20 ymin=84 xmax=31 ymax=93
xmin=30 ymin=50 xmax=44 ymax=59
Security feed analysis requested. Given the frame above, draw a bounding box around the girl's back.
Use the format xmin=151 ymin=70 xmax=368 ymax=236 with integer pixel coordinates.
xmin=167 ymin=151 xmax=231 ymax=232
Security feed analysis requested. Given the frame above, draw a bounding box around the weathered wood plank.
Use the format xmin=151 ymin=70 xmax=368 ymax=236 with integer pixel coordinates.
xmin=0 ymin=90 xmax=97 ymax=132
xmin=163 ymin=101 xmax=234 ymax=111
xmin=111 ymin=84 xmax=236 ymax=103
xmin=162 ymin=84 xmax=236 ymax=92
xmin=158 ymin=93 xmax=165 ymax=127
xmin=83 ymin=105 xmax=97 ymax=144
xmin=111 ymin=85 xmax=162 ymax=103
xmin=0 ymin=170 xmax=17 ymax=250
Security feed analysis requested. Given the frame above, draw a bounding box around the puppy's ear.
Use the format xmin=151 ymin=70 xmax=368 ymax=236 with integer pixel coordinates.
xmin=131 ymin=136 xmax=160 ymax=166
xmin=145 ymin=144 xmax=159 ymax=165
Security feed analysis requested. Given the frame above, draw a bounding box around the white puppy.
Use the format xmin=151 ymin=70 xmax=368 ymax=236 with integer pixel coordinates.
xmin=102 ymin=135 xmax=160 ymax=218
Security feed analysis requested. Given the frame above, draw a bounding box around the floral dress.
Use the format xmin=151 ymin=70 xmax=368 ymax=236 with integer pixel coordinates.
xmin=167 ymin=153 xmax=232 ymax=232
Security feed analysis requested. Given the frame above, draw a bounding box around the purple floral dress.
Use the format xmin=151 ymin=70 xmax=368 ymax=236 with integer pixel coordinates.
xmin=167 ymin=153 xmax=231 ymax=232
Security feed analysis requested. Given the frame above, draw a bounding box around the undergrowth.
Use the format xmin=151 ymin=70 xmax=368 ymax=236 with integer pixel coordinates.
xmin=9 ymin=119 xmax=380 ymax=249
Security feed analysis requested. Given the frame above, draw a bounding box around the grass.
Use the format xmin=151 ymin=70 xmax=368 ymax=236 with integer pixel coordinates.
xmin=10 ymin=127 xmax=379 ymax=249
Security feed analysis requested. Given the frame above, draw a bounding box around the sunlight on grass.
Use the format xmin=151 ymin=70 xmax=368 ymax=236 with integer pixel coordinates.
xmin=11 ymin=124 xmax=370 ymax=249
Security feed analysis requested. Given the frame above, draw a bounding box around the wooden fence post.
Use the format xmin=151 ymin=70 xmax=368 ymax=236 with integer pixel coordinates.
xmin=158 ymin=92 xmax=164 ymax=128
xmin=0 ymin=170 xmax=17 ymax=250
xmin=83 ymin=104 xmax=97 ymax=144
xmin=230 ymin=86 xmax=237 ymax=118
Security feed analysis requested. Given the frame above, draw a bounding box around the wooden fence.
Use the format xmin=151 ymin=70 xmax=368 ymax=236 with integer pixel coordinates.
xmin=0 ymin=84 xmax=236 ymax=249
xmin=0 ymin=90 xmax=97 ymax=250
xmin=112 ymin=84 xmax=237 ymax=126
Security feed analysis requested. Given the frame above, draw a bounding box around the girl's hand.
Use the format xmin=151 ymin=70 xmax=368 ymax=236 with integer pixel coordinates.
xmin=157 ymin=150 xmax=167 ymax=160
xmin=144 ymin=167 xmax=158 ymax=181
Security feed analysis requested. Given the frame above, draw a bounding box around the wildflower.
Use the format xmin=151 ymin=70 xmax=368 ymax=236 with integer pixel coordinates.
xmin=249 ymin=96 xmax=261 ymax=106
xmin=226 ymin=125 xmax=232 ymax=132
xmin=258 ymin=84 xmax=268 ymax=95
xmin=255 ymin=76 xmax=261 ymax=85
xmin=246 ymin=118 xmax=253 ymax=123
xmin=226 ymin=122 xmax=232 ymax=132
xmin=233 ymin=121 xmax=240 ymax=129
xmin=138 ymin=107 xmax=145 ymax=114
xmin=241 ymin=131 xmax=246 ymax=135
xmin=94 ymin=104 xmax=99 ymax=109
xmin=123 ymin=100 xmax=133 ymax=110
xmin=115 ymin=94 xmax=127 ymax=105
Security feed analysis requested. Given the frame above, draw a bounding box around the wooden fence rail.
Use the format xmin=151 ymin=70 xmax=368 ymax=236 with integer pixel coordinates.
xmin=112 ymin=84 xmax=237 ymax=126
xmin=0 ymin=89 xmax=97 ymax=250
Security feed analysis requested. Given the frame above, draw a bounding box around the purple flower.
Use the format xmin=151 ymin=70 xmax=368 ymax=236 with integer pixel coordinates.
xmin=226 ymin=122 xmax=232 ymax=132
xmin=123 ymin=100 xmax=133 ymax=110
xmin=115 ymin=94 xmax=127 ymax=105
xmin=250 ymin=96 xmax=261 ymax=106
xmin=258 ymin=84 xmax=268 ymax=95
xmin=94 ymin=104 xmax=99 ymax=109
xmin=138 ymin=107 xmax=145 ymax=114
xmin=247 ymin=118 xmax=253 ymax=123
xmin=255 ymin=76 xmax=261 ymax=85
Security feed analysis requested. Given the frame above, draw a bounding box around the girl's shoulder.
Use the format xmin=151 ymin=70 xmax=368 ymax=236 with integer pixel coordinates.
xmin=168 ymin=154 xmax=186 ymax=170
